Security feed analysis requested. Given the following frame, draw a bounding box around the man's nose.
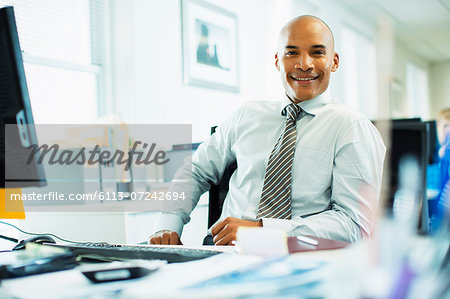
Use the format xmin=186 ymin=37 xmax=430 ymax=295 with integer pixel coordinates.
xmin=294 ymin=55 xmax=313 ymax=71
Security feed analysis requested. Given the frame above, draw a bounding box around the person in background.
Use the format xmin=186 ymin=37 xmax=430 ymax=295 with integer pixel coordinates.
xmin=437 ymin=108 xmax=450 ymax=160
xmin=431 ymin=108 xmax=450 ymax=232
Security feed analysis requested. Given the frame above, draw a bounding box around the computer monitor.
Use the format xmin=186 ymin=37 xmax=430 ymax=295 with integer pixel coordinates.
xmin=0 ymin=6 xmax=46 ymax=188
xmin=424 ymin=120 xmax=439 ymax=164
xmin=392 ymin=117 xmax=422 ymax=123
xmin=387 ymin=120 xmax=430 ymax=233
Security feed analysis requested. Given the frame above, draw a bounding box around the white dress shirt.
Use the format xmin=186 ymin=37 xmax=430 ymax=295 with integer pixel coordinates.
xmin=154 ymin=90 xmax=386 ymax=242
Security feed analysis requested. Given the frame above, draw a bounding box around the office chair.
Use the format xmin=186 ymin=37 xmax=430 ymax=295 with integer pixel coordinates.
xmin=203 ymin=126 xmax=237 ymax=245
xmin=208 ymin=126 xmax=237 ymax=228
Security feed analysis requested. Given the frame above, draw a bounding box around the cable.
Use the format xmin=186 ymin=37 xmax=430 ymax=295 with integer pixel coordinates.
xmin=0 ymin=220 xmax=87 ymax=244
xmin=0 ymin=234 xmax=18 ymax=243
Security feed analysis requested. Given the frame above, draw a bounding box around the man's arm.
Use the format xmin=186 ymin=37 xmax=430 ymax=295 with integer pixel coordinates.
xmin=149 ymin=108 xmax=242 ymax=244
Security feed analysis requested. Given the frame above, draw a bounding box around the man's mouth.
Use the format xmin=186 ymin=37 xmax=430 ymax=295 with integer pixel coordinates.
xmin=291 ymin=75 xmax=319 ymax=82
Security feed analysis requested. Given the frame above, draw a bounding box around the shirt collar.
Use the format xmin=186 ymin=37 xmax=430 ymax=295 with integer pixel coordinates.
xmin=280 ymin=90 xmax=332 ymax=116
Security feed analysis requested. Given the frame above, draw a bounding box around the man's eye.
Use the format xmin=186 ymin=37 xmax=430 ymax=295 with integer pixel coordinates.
xmin=312 ymin=50 xmax=325 ymax=55
xmin=285 ymin=51 xmax=297 ymax=56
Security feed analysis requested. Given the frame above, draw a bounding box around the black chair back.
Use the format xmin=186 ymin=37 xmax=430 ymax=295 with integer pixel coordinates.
xmin=208 ymin=126 xmax=237 ymax=228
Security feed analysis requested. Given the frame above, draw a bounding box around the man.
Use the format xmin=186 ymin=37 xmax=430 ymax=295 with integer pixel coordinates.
xmin=149 ymin=15 xmax=386 ymax=245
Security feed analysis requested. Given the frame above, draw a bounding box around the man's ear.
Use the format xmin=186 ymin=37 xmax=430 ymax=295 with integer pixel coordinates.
xmin=275 ymin=52 xmax=280 ymax=71
xmin=331 ymin=52 xmax=339 ymax=72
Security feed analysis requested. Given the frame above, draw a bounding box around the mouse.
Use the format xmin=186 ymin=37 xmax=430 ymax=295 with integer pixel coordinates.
xmin=12 ymin=235 xmax=56 ymax=251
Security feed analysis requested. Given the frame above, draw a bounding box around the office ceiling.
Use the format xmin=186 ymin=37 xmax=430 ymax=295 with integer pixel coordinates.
xmin=336 ymin=0 xmax=450 ymax=63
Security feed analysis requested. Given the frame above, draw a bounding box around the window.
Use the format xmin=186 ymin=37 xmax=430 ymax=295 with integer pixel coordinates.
xmin=0 ymin=0 xmax=106 ymax=124
xmin=406 ymin=61 xmax=430 ymax=119
xmin=340 ymin=24 xmax=377 ymax=119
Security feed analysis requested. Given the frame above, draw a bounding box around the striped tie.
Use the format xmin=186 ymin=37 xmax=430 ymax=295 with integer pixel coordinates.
xmin=257 ymin=103 xmax=301 ymax=220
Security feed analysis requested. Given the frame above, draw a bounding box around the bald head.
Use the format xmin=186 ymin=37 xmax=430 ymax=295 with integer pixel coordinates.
xmin=274 ymin=15 xmax=339 ymax=102
xmin=278 ymin=15 xmax=335 ymax=52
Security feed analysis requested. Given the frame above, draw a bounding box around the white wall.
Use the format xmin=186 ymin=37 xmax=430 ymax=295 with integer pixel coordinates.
xmin=108 ymin=0 xmax=387 ymax=141
xmin=111 ymin=0 xmax=438 ymax=131
xmin=110 ymin=0 xmax=281 ymax=142
xmin=429 ymin=62 xmax=450 ymax=117
xmin=391 ymin=40 xmax=431 ymax=119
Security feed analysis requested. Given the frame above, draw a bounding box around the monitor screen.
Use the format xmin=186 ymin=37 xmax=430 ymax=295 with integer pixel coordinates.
xmin=386 ymin=120 xmax=430 ymax=233
xmin=0 ymin=6 xmax=45 ymax=188
xmin=424 ymin=120 xmax=439 ymax=165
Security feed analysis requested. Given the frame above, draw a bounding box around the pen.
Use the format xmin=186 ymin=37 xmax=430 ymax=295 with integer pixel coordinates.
xmin=296 ymin=235 xmax=319 ymax=246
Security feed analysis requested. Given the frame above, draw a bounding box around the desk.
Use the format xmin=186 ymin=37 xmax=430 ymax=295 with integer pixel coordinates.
xmin=0 ymin=247 xmax=345 ymax=298
xmin=0 ymin=237 xmax=448 ymax=299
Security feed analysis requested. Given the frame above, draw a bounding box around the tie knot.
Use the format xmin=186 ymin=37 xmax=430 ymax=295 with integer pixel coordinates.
xmin=285 ymin=103 xmax=301 ymax=121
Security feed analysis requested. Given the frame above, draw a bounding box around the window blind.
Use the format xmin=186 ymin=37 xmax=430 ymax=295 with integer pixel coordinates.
xmin=0 ymin=0 xmax=106 ymax=124
xmin=0 ymin=0 xmax=104 ymax=66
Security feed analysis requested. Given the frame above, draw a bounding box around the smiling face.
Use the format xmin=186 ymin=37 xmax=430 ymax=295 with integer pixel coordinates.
xmin=275 ymin=16 xmax=339 ymax=103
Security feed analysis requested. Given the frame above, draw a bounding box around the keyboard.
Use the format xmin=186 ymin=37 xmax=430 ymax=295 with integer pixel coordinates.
xmin=46 ymin=242 xmax=222 ymax=263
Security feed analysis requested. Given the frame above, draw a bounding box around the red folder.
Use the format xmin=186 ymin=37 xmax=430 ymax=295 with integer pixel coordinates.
xmin=287 ymin=236 xmax=350 ymax=253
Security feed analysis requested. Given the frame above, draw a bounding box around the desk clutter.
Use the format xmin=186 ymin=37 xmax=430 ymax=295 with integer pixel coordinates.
xmin=0 ymin=244 xmax=77 ymax=279
xmin=0 ymin=225 xmax=448 ymax=299
xmin=0 ymin=246 xmax=327 ymax=298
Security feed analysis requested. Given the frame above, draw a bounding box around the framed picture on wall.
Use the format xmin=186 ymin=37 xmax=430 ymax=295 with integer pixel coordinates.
xmin=181 ymin=0 xmax=239 ymax=92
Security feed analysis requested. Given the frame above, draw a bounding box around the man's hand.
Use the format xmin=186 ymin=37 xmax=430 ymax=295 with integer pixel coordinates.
xmin=211 ymin=217 xmax=262 ymax=245
xmin=148 ymin=230 xmax=183 ymax=245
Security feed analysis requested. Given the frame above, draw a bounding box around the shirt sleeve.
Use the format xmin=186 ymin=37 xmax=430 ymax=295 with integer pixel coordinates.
xmin=263 ymin=118 xmax=386 ymax=243
xmin=151 ymin=106 xmax=243 ymax=235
